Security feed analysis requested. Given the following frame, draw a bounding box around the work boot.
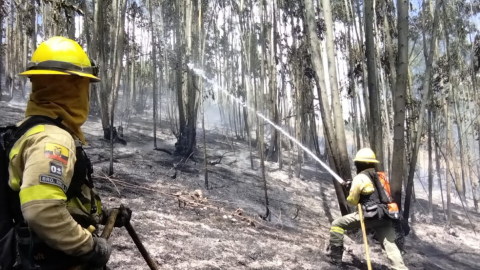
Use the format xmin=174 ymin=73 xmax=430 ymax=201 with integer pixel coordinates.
xmin=327 ymin=245 xmax=344 ymax=264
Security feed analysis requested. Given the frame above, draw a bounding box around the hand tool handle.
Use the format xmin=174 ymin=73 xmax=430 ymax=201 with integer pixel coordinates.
xmin=358 ymin=204 xmax=372 ymax=270
xmin=101 ymin=208 xmax=119 ymax=239
xmin=125 ymin=222 xmax=159 ymax=270
xmin=69 ymin=209 xmax=119 ymax=270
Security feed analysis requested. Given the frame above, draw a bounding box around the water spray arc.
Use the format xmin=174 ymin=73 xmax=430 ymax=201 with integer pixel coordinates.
xmin=188 ymin=64 xmax=346 ymax=185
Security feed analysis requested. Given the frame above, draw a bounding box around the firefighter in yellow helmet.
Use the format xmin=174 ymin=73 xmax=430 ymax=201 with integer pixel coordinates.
xmin=7 ymin=37 xmax=129 ymax=269
xmin=327 ymin=148 xmax=408 ymax=270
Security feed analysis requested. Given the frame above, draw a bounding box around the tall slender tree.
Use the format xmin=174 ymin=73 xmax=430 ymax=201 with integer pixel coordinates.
xmin=391 ymin=0 xmax=409 ymax=208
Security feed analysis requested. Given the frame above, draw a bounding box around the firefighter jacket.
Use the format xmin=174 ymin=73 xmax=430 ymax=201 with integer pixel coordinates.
xmin=346 ymin=172 xmax=375 ymax=206
xmin=7 ymin=75 xmax=101 ymax=257
xmin=347 ymin=168 xmax=399 ymax=220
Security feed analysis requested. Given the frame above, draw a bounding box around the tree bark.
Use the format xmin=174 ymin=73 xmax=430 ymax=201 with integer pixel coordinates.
xmin=428 ymin=109 xmax=433 ymax=218
xmin=130 ymin=7 xmax=137 ymax=111
xmin=175 ymin=0 xmax=186 ymax=145
xmin=95 ymin=0 xmax=111 ymax=130
xmin=322 ymin=0 xmax=351 ymax=179
xmin=259 ymin=0 xmax=270 ymax=219
xmin=343 ymin=0 xmax=361 ymax=150
xmin=148 ymin=0 xmax=157 ymax=149
xmin=294 ymin=66 xmax=303 ymax=178
xmin=442 ymin=1 xmax=464 ymax=196
xmin=390 ymin=0 xmax=409 ymax=208
xmin=30 ymin=0 xmax=37 ymax=52
xmin=268 ymin=0 xmax=279 ymax=162
xmin=302 ymin=0 xmax=350 ymax=215
xmin=364 ymin=0 xmax=384 ymax=167
xmin=443 ymin=92 xmax=453 ymax=226
xmin=239 ymin=10 xmax=254 ymax=170
xmin=352 ymin=0 xmax=371 ymax=130
xmin=108 ymin=0 xmax=127 ymax=175
xmin=403 ymin=0 xmax=442 ymax=220
xmin=434 ymin=112 xmax=447 ymax=221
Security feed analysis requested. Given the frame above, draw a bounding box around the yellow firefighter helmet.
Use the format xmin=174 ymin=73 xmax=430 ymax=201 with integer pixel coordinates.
xmin=353 ymin=148 xmax=380 ymax=163
xmin=20 ymin=36 xmax=100 ymax=82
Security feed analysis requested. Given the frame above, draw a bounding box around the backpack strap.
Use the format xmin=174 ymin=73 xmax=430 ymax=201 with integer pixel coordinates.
xmin=4 ymin=115 xmax=69 ymax=153
xmin=362 ymin=170 xmax=391 ymax=205
xmin=4 ymin=115 xmax=97 ymax=215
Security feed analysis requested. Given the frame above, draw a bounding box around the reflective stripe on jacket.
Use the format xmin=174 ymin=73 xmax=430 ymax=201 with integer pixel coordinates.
xmin=8 ymin=123 xmax=94 ymax=256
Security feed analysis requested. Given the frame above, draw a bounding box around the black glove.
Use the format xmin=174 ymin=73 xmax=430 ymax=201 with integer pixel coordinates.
xmin=342 ymin=180 xmax=352 ymax=190
xmin=87 ymin=236 xmax=112 ymax=268
xmin=102 ymin=205 xmax=132 ymax=227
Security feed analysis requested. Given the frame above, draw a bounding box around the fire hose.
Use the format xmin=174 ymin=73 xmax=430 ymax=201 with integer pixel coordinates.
xmin=70 ymin=205 xmax=159 ymax=270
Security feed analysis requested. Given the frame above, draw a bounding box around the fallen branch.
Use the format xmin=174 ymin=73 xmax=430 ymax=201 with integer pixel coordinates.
xmin=95 ymin=172 xmax=122 ymax=195
xmin=208 ymin=151 xmax=234 ymax=166
xmin=98 ymin=176 xmax=277 ymax=230
xmin=93 ymin=153 xmax=135 ymax=165
xmin=292 ymin=207 xmax=300 ymax=220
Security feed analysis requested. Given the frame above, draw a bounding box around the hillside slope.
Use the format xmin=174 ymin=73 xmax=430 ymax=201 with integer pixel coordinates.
xmin=1 ymin=101 xmax=479 ymax=270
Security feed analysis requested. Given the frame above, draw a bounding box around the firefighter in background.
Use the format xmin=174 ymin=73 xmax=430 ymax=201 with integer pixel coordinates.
xmin=7 ymin=36 xmax=129 ymax=269
xmin=328 ymin=148 xmax=408 ymax=270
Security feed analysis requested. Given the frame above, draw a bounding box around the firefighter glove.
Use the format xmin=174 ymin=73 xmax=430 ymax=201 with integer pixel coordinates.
xmin=342 ymin=180 xmax=352 ymax=190
xmin=88 ymin=236 xmax=112 ymax=268
xmin=102 ymin=205 xmax=132 ymax=227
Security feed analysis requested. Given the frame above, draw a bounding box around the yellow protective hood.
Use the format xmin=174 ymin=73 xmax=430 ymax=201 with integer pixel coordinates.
xmin=25 ymin=75 xmax=90 ymax=144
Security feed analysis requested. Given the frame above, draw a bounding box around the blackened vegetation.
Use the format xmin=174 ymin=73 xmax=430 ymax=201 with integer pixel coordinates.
xmin=103 ymin=125 xmax=127 ymax=145
xmin=175 ymin=128 xmax=197 ymax=156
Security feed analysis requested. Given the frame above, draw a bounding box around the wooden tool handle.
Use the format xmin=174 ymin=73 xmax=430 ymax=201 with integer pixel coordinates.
xmin=69 ymin=209 xmax=119 ymax=270
xmin=101 ymin=208 xmax=119 ymax=239
xmin=358 ymin=204 xmax=372 ymax=270
xmin=125 ymin=222 xmax=159 ymax=270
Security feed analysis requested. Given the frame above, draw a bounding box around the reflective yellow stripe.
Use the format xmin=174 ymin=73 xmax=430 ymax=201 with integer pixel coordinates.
xmin=20 ymin=185 xmax=67 ymax=205
xmin=87 ymin=225 xmax=96 ymax=233
xmin=360 ymin=183 xmax=375 ymax=195
xmin=8 ymin=125 xmax=45 ymax=161
xmin=347 ymin=195 xmax=359 ymax=206
xmin=95 ymin=199 xmax=102 ymax=215
xmin=25 ymin=125 xmax=45 ymax=138
xmin=10 ymin=176 xmax=21 ymax=191
xmin=9 ymin=147 xmax=19 ymax=161
xmin=330 ymin=226 xmax=345 ymax=234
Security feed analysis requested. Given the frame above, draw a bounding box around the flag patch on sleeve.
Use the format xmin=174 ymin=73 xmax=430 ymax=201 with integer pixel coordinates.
xmin=44 ymin=143 xmax=69 ymax=165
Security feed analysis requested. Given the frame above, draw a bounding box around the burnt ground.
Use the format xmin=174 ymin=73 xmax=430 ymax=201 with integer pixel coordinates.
xmin=1 ymin=101 xmax=480 ymax=270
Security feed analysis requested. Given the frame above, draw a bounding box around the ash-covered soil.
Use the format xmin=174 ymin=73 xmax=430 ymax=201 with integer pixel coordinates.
xmin=1 ymin=101 xmax=479 ymax=270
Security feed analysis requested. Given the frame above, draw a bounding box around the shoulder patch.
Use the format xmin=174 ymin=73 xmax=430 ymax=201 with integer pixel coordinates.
xmin=39 ymin=175 xmax=68 ymax=193
xmin=45 ymin=143 xmax=69 ymax=165
xmin=49 ymin=161 xmax=63 ymax=176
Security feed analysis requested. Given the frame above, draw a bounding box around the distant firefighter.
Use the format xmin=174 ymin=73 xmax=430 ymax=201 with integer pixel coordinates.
xmin=327 ymin=148 xmax=408 ymax=270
